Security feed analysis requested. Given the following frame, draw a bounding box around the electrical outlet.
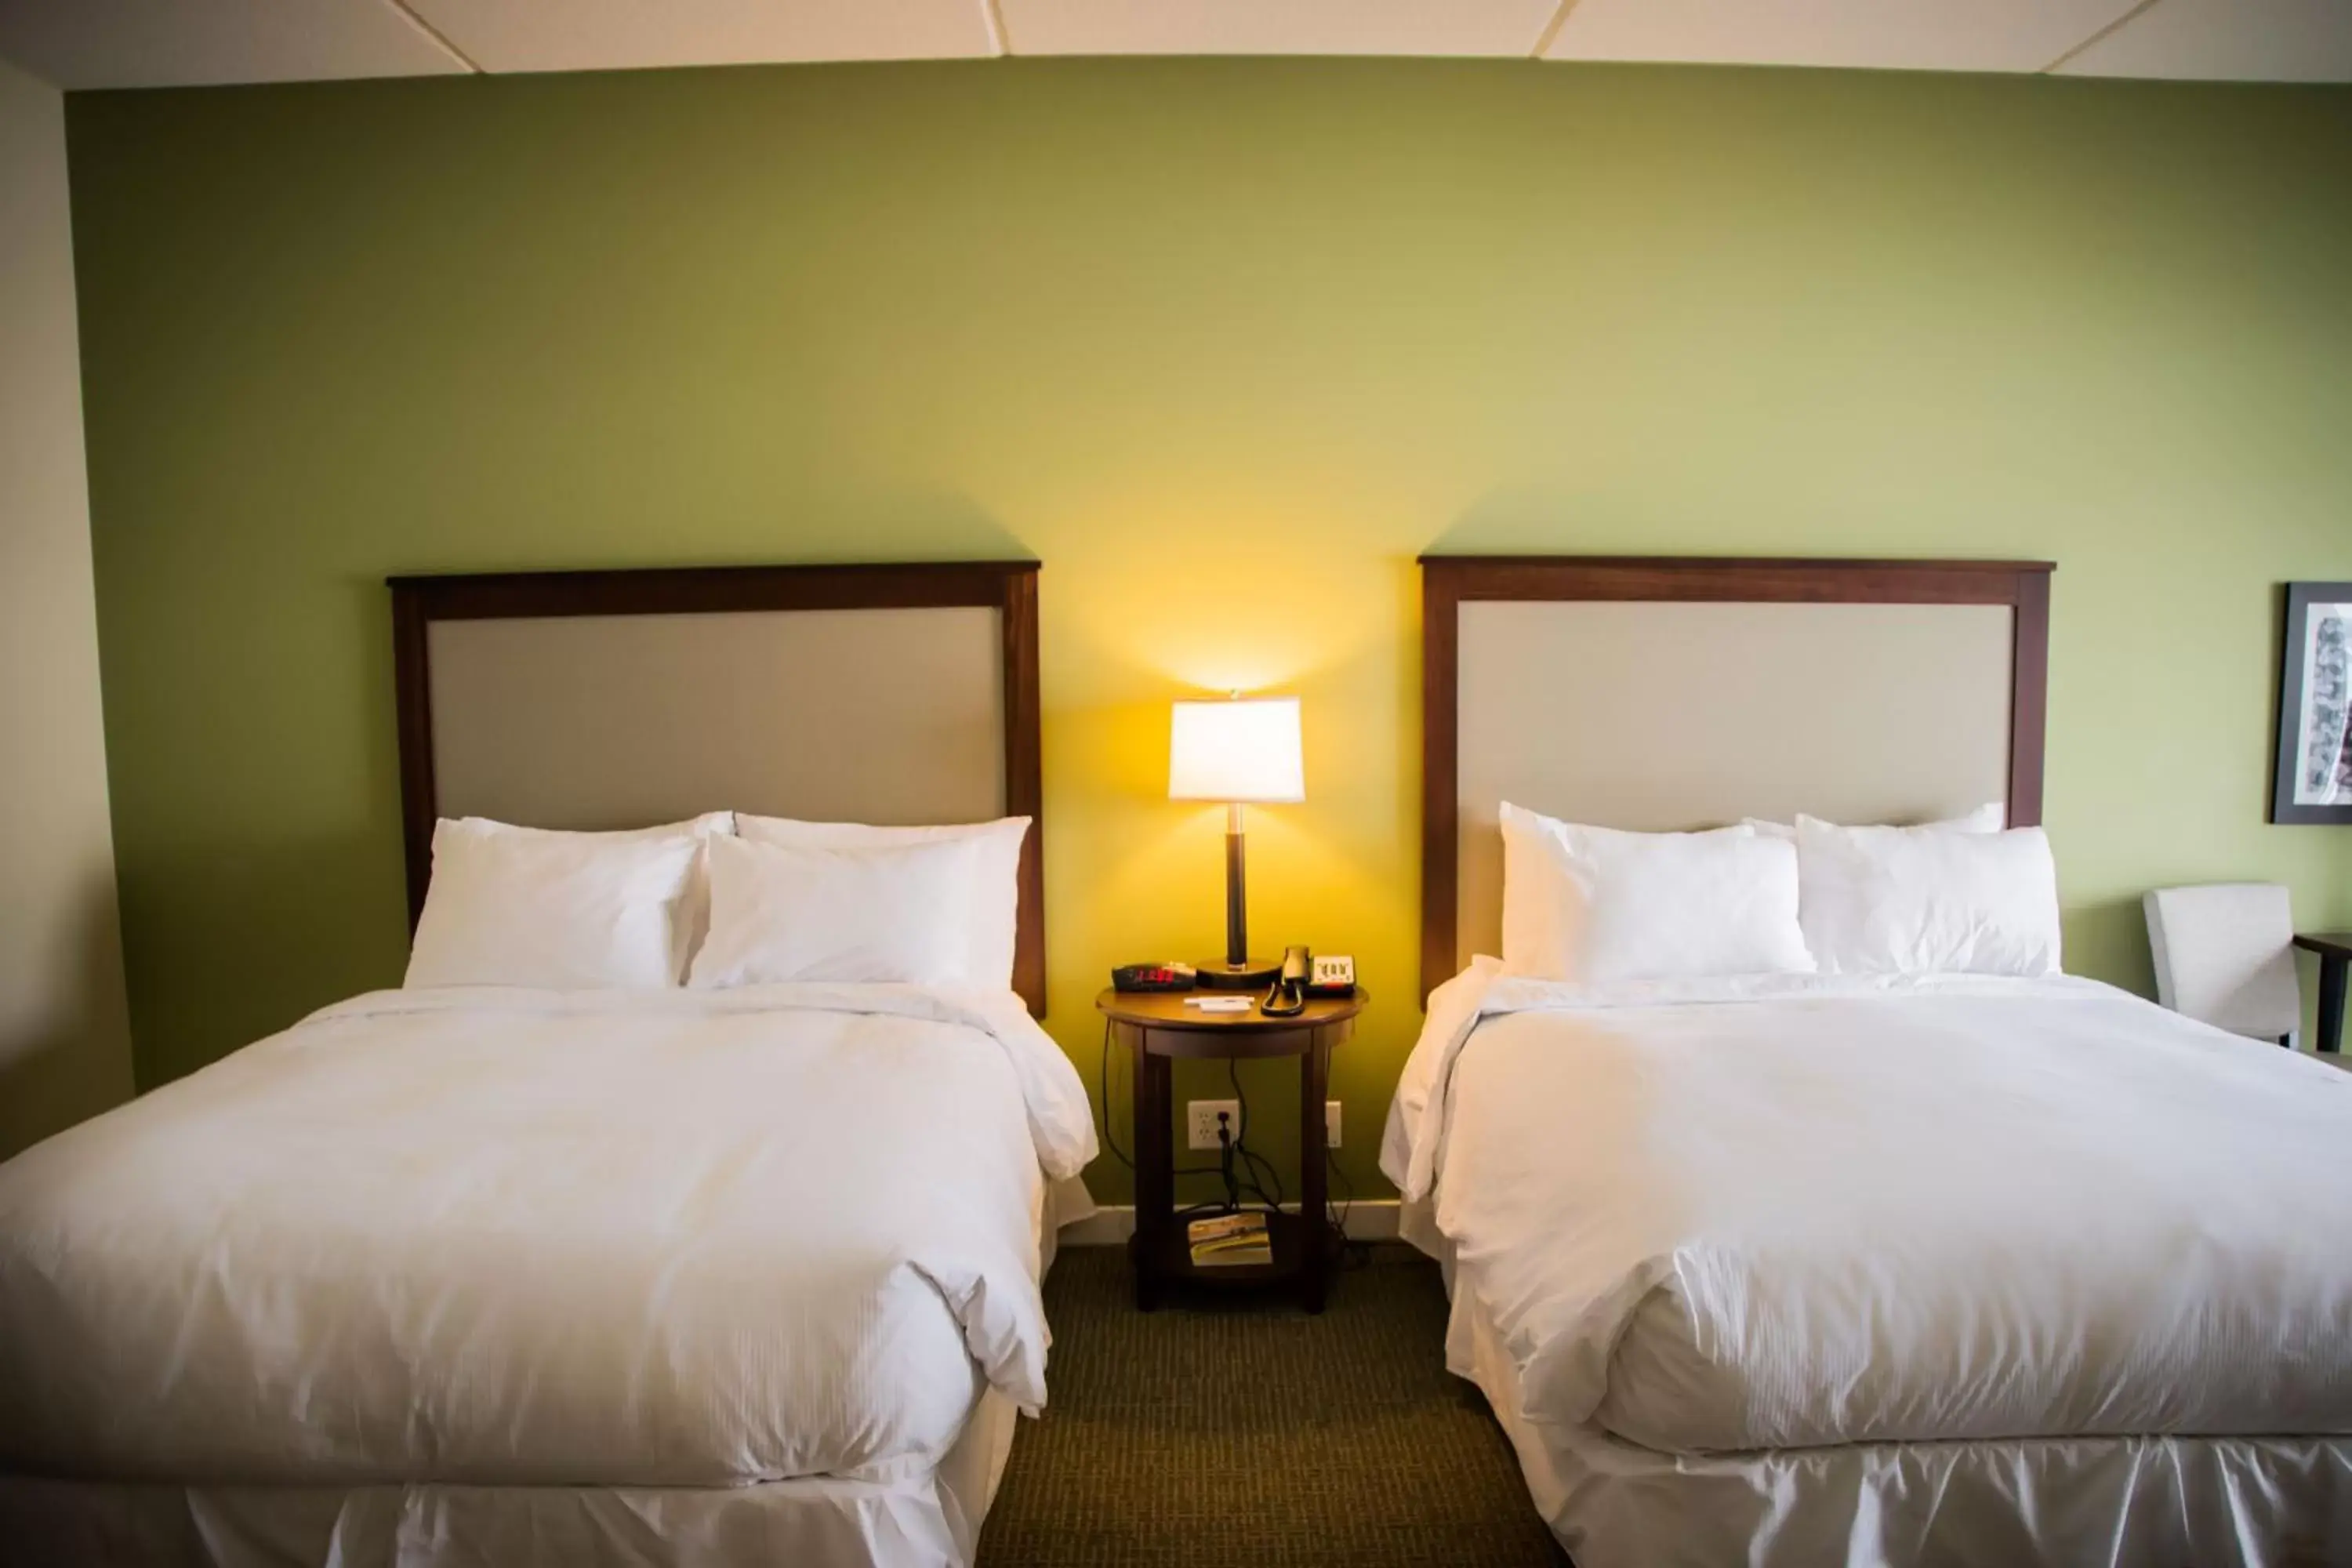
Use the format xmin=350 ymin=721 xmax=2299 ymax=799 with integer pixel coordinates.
xmin=1187 ymin=1099 xmax=1240 ymax=1150
xmin=1326 ymin=1100 xmax=1342 ymax=1148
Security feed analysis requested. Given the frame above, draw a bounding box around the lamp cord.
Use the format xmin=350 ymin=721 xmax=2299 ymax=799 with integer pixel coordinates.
xmin=1098 ymin=1018 xmax=1225 ymax=1182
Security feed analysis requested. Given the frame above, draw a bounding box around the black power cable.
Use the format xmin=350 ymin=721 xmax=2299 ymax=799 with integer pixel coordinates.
xmin=1098 ymin=1018 xmax=1231 ymax=1184
xmin=1098 ymin=1018 xmax=1133 ymax=1169
xmin=1225 ymin=1057 xmax=1287 ymax=1211
xmin=1327 ymin=1146 xmax=1374 ymax=1272
xmin=1230 ymin=1054 xmax=1370 ymax=1273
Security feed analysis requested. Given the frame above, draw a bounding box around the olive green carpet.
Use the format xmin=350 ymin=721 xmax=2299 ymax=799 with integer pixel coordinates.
xmin=978 ymin=1243 xmax=1570 ymax=1566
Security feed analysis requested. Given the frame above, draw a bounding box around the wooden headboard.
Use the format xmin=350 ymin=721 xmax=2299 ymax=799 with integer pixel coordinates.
xmin=1420 ymin=556 xmax=2054 ymax=1001
xmin=388 ymin=561 xmax=1047 ymax=1014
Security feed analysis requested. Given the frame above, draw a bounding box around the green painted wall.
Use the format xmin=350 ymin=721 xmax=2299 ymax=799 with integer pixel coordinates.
xmin=65 ymin=60 xmax=2352 ymax=1202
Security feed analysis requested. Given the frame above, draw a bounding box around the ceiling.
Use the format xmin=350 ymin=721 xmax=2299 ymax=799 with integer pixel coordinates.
xmin=1 ymin=0 xmax=2347 ymax=92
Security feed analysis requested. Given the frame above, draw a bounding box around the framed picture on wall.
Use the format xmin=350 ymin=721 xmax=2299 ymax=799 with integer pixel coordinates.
xmin=2273 ymin=582 xmax=2352 ymax=825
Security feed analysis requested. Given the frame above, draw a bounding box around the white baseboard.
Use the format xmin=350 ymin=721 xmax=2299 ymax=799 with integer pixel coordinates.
xmin=1058 ymin=1199 xmax=1399 ymax=1247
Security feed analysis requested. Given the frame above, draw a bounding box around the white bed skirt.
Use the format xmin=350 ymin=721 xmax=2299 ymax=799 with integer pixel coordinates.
xmin=0 ymin=1177 xmax=1091 ymax=1568
xmin=1439 ymin=1242 xmax=2352 ymax=1568
xmin=0 ymin=1384 xmax=1017 ymax=1568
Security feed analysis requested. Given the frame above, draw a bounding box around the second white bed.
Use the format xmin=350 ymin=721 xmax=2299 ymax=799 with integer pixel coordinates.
xmin=1386 ymin=963 xmax=2352 ymax=1566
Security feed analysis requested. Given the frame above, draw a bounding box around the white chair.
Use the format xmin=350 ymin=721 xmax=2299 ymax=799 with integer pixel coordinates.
xmin=2143 ymin=884 xmax=2301 ymax=1047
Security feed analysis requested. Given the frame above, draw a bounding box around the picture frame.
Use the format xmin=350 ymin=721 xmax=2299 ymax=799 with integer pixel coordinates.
xmin=2271 ymin=581 xmax=2352 ymax=826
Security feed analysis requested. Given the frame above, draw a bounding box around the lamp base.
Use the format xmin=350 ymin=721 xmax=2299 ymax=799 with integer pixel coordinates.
xmin=1196 ymin=958 xmax=1281 ymax=990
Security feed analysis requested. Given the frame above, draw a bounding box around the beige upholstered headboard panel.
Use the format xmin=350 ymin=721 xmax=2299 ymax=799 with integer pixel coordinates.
xmin=1421 ymin=557 xmax=2053 ymax=1000
xmin=426 ymin=608 xmax=1005 ymax=831
xmin=390 ymin=563 xmax=1047 ymax=1013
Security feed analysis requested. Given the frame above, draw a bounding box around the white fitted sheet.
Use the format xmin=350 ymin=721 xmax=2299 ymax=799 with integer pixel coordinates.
xmin=0 ymin=984 xmax=1096 ymax=1493
xmin=1383 ymin=966 xmax=2352 ymax=1456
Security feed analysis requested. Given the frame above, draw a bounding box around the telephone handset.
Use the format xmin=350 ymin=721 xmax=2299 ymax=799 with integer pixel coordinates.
xmin=1261 ymin=946 xmax=1311 ymax=1018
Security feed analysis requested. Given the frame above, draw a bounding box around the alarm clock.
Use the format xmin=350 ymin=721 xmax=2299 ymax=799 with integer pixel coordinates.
xmin=1112 ymin=962 xmax=1197 ymax=994
xmin=1306 ymin=954 xmax=1356 ymax=997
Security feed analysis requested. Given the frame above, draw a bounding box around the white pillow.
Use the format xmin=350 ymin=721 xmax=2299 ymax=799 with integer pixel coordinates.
xmin=1744 ymin=803 xmax=2004 ymax=840
xmin=1498 ymin=804 xmax=1814 ymax=983
xmin=434 ymin=813 xmax=735 ymax=974
xmin=689 ymin=833 xmax=988 ymax=989
xmin=1794 ymin=816 xmax=2061 ymax=977
xmin=438 ymin=812 xmax=734 ymax=841
xmin=406 ymin=819 xmax=704 ymax=989
xmin=734 ymin=814 xmax=1027 ymax=989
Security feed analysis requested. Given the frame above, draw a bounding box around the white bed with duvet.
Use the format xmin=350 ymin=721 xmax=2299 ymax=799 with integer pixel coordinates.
xmin=1387 ymin=800 xmax=2352 ymax=1567
xmin=0 ymin=982 xmax=1093 ymax=1567
xmin=0 ymin=806 xmax=1095 ymax=1568
xmin=1389 ymin=963 xmax=2352 ymax=1567
xmin=1406 ymin=555 xmax=2352 ymax=1563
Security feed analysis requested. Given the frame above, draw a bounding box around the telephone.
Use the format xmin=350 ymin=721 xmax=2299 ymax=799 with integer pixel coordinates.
xmin=1306 ymin=953 xmax=1356 ymax=996
xmin=1261 ymin=946 xmax=1311 ymax=1018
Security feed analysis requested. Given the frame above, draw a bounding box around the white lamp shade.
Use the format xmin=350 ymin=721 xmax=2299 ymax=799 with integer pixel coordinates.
xmin=1169 ymin=697 xmax=1305 ymax=804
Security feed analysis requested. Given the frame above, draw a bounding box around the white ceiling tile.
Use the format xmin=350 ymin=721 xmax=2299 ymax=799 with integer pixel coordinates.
xmin=2 ymin=0 xmax=2336 ymax=94
xmin=405 ymin=0 xmax=1000 ymax=74
xmin=1543 ymin=0 xmax=2140 ymax=73
xmin=999 ymin=0 xmax=1562 ymax=58
xmin=2055 ymin=0 xmax=2352 ymax=82
xmin=0 ymin=0 xmax=465 ymax=89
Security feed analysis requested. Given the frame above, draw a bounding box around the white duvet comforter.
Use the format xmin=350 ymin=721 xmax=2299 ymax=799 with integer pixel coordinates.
xmin=1384 ymin=964 xmax=2352 ymax=1454
xmin=0 ymin=984 xmax=1094 ymax=1489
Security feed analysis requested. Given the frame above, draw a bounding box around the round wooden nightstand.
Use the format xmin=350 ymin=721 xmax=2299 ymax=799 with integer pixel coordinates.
xmin=1096 ymin=986 xmax=1367 ymax=1313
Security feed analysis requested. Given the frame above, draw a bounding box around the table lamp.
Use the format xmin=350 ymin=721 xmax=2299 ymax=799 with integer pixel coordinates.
xmin=1169 ymin=695 xmax=1304 ymax=989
